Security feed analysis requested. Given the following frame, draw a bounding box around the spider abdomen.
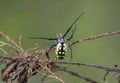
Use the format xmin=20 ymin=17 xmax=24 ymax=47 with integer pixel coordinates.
xmin=55 ymin=43 xmax=67 ymax=59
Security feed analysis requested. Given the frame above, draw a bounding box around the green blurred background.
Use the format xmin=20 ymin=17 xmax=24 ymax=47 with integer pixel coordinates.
xmin=0 ymin=0 xmax=120 ymax=83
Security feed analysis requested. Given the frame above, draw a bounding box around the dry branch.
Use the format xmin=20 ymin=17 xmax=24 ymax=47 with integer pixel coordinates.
xmin=0 ymin=31 xmax=120 ymax=83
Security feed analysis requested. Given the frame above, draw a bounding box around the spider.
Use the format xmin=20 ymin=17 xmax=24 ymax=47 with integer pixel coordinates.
xmin=30 ymin=11 xmax=85 ymax=62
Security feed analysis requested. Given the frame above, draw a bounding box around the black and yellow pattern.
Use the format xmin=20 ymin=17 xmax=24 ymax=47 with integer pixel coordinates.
xmin=55 ymin=43 xmax=67 ymax=59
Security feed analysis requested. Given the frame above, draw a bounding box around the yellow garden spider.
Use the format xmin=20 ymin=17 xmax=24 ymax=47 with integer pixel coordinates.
xmin=30 ymin=11 xmax=85 ymax=62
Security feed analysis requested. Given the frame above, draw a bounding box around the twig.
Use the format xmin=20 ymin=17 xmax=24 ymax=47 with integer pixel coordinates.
xmin=117 ymin=75 xmax=120 ymax=83
xmin=52 ymin=61 xmax=120 ymax=73
xmin=103 ymin=71 xmax=110 ymax=81
xmin=49 ymin=62 xmax=98 ymax=83
xmin=59 ymin=68 xmax=98 ymax=83
xmin=0 ymin=32 xmax=28 ymax=57
xmin=0 ymin=55 xmax=22 ymax=61
xmin=70 ymin=31 xmax=120 ymax=45
xmin=38 ymin=62 xmax=64 ymax=83
xmin=18 ymin=34 xmax=22 ymax=48
xmin=41 ymin=75 xmax=48 ymax=82
xmin=0 ymin=48 xmax=7 ymax=54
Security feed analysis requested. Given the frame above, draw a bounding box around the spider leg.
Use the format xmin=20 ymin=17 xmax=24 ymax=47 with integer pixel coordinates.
xmin=67 ymin=24 xmax=77 ymax=41
xmin=69 ymin=44 xmax=72 ymax=62
xmin=30 ymin=37 xmax=57 ymax=49
xmin=50 ymin=43 xmax=57 ymax=49
xmin=30 ymin=37 xmax=57 ymax=40
xmin=63 ymin=11 xmax=85 ymax=38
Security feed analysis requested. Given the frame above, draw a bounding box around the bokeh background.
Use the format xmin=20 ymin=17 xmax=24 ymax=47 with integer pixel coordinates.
xmin=0 ymin=0 xmax=120 ymax=83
